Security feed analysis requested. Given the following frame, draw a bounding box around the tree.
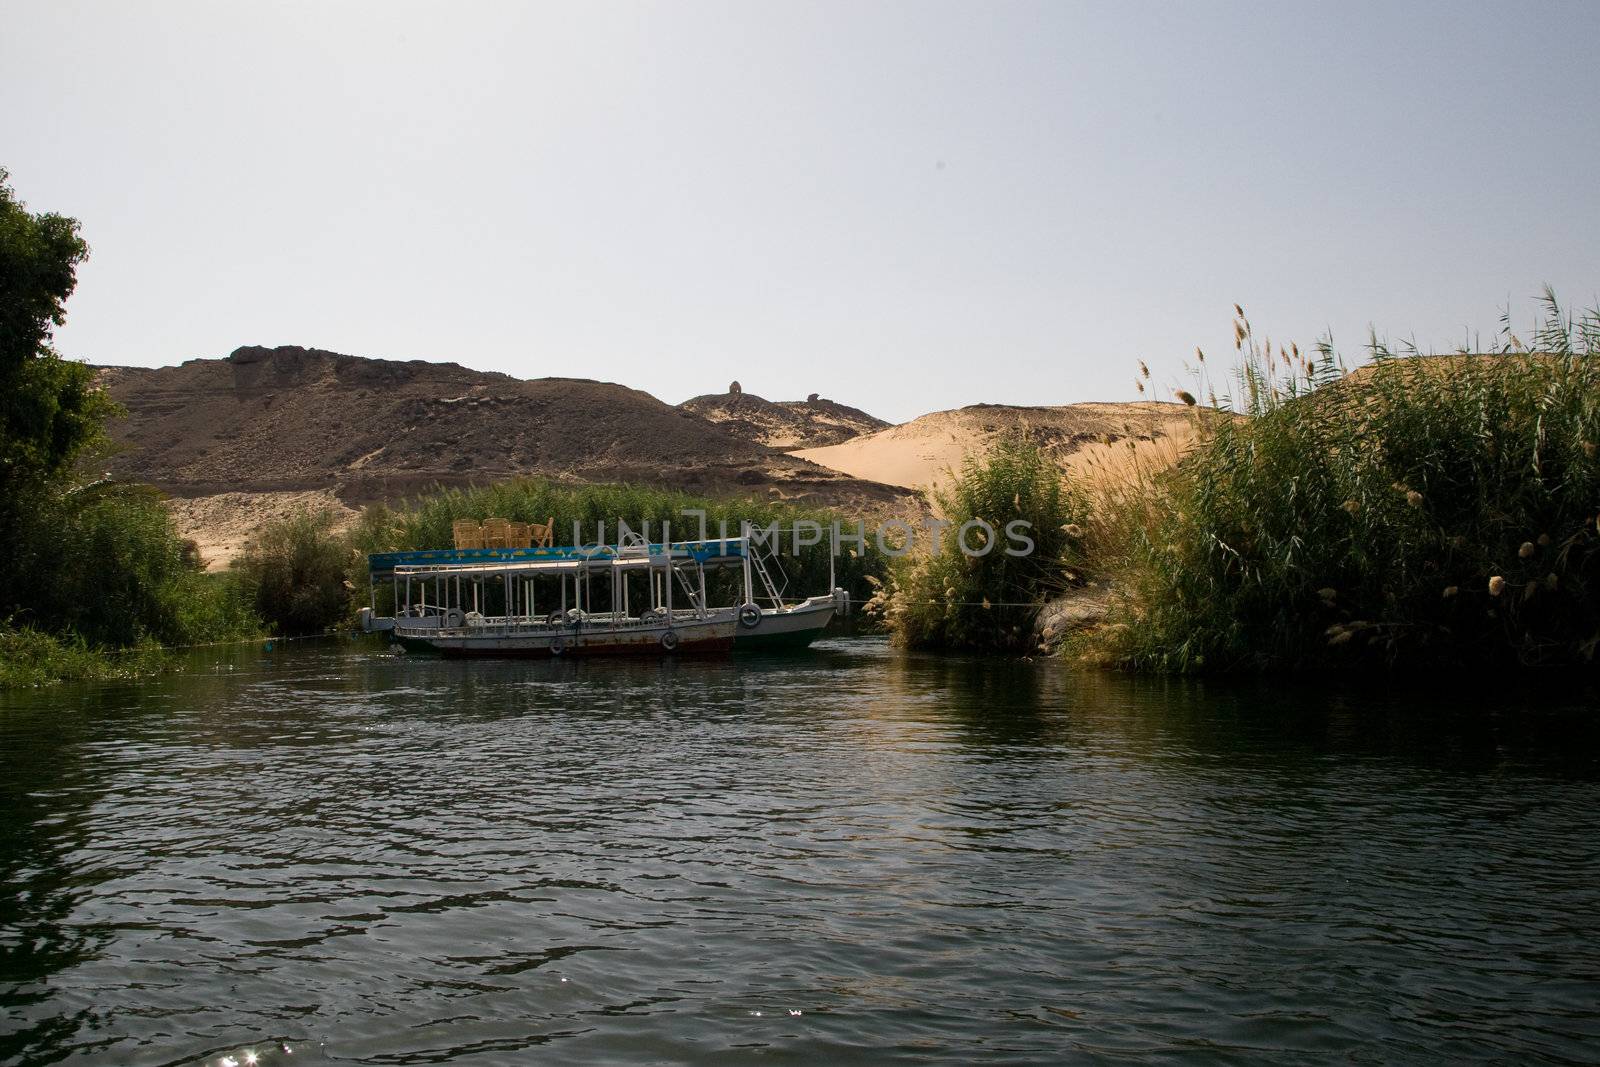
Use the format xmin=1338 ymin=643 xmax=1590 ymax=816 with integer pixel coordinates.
xmin=0 ymin=167 xmax=107 ymax=531
xmin=0 ymin=169 xmax=261 ymax=656
xmin=0 ymin=167 xmax=119 ymax=635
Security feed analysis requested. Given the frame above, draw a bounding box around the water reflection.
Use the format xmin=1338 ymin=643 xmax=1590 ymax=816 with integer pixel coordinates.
xmin=0 ymin=689 xmax=123 ymax=1065
xmin=0 ymin=638 xmax=1596 ymax=1066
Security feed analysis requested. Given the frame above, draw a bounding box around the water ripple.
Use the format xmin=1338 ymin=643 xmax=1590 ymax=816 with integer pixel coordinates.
xmin=2 ymin=639 xmax=1598 ymax=1065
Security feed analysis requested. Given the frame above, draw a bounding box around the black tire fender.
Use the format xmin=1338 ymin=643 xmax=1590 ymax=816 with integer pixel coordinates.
xmin=738 ymin=603 xmax=762 ymax=629
xmin=660 ymin=629 xmax=680 ymax=652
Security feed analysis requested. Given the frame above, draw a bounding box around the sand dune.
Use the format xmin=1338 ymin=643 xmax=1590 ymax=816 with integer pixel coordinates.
xmin=164 ymin=489 xmax=358 ymax=572
xmin=791 ymin=402 xmax=1200 ymax=496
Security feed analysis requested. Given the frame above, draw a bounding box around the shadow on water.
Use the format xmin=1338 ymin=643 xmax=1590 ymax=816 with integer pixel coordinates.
xmin=243 ymin=634 xmax=1600 ymax=779
xmin=826 ymin=639 xmax=1600 ymax=779
xmin=1089 ymin=670 xmax=1600 ymax=778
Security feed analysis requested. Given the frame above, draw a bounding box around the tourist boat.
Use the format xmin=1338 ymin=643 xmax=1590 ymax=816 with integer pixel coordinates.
xmin=360 ymin=530 xmax=848 ymax=657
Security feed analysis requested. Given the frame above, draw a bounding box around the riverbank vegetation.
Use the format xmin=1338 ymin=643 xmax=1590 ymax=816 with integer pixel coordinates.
xmin=12 ymin=484 xmax=259 ymax=648
xmin=0 ymin=418 xmax=262 ymax=689
xmin=867 ymin=437 xmax=1087 ymax=652
xmin=0 ymin=170 xmax=263 ymax=686
xmin=1074 ymin=293 xmax=1600 ymax=672
xmin=0 ymin=627 xmax=168 ymax=689
xmin=235 ymin=507 xmax=355 ymax=637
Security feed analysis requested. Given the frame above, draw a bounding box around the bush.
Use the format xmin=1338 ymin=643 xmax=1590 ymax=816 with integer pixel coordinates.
xmin=237 ymin=508 xmax=355 ymax=636
xmin=169 ymin=569 xmax=261 ymax=646
xmin=1083 ymin=291 xmax=1600 ymax=672
xmin=870 ymin=436 xmax=1087 ymax=651
xmin=3 ymin=483 xmax=259 ymax=650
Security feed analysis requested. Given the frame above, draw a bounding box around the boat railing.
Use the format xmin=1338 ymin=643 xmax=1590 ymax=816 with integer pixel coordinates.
xmin=395 ymin=608 xmax=711 ymax=636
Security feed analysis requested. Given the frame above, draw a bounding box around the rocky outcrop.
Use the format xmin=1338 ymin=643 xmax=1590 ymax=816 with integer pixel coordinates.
xmin=680 ymin=389 xmax=890 ymax=450
xmin=1032 ymin=585 xmax=1115 ymax=653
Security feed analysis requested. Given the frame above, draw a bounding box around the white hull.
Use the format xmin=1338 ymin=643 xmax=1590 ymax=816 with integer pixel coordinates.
xmin=731 ymin=594 xmax=837 ymax=648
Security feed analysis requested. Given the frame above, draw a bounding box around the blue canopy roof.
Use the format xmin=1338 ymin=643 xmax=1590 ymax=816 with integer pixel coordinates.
xmin=367 ymin=540 xmax=746 ymax=579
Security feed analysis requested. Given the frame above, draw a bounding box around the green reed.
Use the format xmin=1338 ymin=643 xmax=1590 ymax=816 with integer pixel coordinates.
xmin=1079 ymin=290 xmax=1600 ymax=672
xmin=0 ymin=627 xmax=169 ymax=689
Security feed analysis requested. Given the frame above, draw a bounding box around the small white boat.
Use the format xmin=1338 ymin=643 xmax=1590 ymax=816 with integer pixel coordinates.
xmin=720 ymin=527 xmax=847 ymax=652
xmin=728 ymin=592 xmax=844 ymax=651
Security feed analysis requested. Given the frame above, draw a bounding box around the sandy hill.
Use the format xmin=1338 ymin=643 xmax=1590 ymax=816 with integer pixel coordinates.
xmin=96 ymin=346 xmax=916 ymax=513
xmin=679 ymin=389 xmax=889 ymax=449
xmin=792 ymin=401 xmax=1201 ymax=497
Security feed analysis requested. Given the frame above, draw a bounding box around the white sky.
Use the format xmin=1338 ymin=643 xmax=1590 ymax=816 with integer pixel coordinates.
xmin=3 ymin=1 xmax=1595 ymax=422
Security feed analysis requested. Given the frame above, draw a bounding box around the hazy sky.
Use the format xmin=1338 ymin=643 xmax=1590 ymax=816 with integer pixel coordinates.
xmin=3 ymin=1 xmax=1595 ymax=422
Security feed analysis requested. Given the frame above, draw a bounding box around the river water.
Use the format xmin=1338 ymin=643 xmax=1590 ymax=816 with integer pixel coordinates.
xmin=2 ymin=637 xmax=1597 ymax=1065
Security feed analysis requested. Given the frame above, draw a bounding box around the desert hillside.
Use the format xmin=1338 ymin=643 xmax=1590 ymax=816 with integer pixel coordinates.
xmin=97 ymin=346 xmax=915 ymax=510
xmin=93 ymin=346 xmax=1208 ymax=566
xmin=680 ymin=388 xmax=889 ymax=449
xmin=791 ymin=401 xmax=1200 ymax=497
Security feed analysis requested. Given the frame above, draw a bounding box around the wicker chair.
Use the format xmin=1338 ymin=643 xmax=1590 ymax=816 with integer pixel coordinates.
xmin=452 ymin=519 xmax=484 ymax=550
xmin=481 ymin=517 xmax=512 ymax=550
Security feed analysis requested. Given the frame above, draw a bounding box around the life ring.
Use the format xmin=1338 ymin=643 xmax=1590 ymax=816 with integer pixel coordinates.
xmin=738 ymin=603 xmax=762 ymax=629
xmin=660 ymin=629 xmax=679 ymax=652
xmin=550 ymin=635 xmax=566 ymax=656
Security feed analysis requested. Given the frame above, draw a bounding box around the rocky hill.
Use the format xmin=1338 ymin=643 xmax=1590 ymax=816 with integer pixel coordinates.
xmin=92 ymin=346 xmax=1205 ymax=568
xmin=680 ymin=387 xmax=889 ymax=449
xmin=96 ymin=346 xmax=915 ymax=512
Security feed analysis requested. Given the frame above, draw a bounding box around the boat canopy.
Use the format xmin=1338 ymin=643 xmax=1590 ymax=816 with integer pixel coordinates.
xmin=368 ymin=538 xmax=749 ymax=580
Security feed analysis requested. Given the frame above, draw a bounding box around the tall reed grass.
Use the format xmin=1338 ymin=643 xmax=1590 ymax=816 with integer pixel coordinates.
xmin=1078 ymin=290 xmax=1600 ymax=672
